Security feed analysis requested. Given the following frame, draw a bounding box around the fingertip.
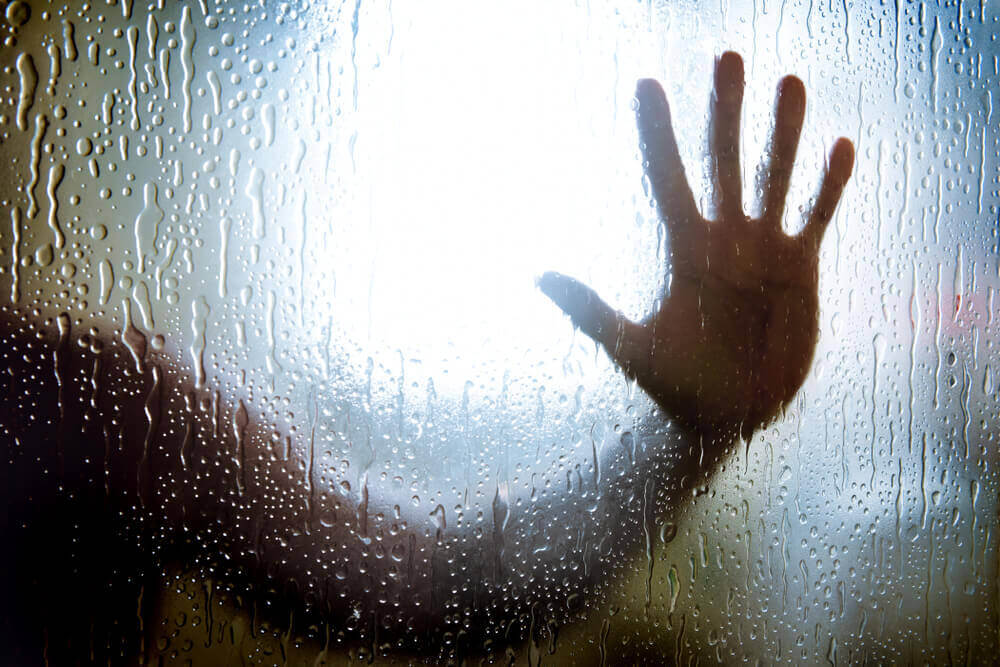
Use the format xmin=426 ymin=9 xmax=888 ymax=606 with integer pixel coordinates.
xmin=716 ymin=51 xmax=744 ymax=81
xmin=832 ymin=136 xmax=855 ymax=163
xmin=636 ymin=79 xmax=672 ymax=135
xmin=636 ymin=78 xmax=666 ymax=105
xmin=636 ymin=77 xmax=661 ymax=92
xmin=537 ymin=272 xmax=582 ymax=314
xmin=536 ymin=271 xmax=562 ymax=295
xmin=538 ymin=270 xmax=585 ymax=321
xmin=829 ymin=137 xmax=855 ymax=181
xmin=803 ymin=137 xmax=855 ymax=241
xmin=778 ymin=74 xmax=805 ymax=96
xmin=777 ymin=75 xmax=806 ymax=111
xmin=714 ymin=52 xmax=745 ymax=107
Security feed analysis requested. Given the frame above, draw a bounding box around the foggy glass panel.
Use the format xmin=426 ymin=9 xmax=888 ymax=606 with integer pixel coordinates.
xmin=0 ymin=0 xmax=996 ymax=663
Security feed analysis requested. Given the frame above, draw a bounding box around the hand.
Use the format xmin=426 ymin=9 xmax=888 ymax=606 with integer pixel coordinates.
xmin=539 ymin=51 xmax=854 ymax=440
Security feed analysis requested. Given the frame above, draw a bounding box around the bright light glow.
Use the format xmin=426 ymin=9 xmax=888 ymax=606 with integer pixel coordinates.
xmin=292 ymin=1 xmax=677 ymax=395
xmin=280 ymin=1 xmax=829 ymax=402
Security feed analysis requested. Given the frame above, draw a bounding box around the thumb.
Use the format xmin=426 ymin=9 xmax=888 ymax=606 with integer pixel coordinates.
xmin=537 ymin=272 xmax=650 ymax=377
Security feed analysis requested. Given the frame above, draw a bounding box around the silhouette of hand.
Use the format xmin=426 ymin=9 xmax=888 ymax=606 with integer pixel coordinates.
xmin=539 ymin=51 xmax=854 ymax=439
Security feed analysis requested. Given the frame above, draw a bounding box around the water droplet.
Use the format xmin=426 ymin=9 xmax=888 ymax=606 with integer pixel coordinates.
xmin=190 ymin=296 xmax=210 ymax=388
xmin=179 ymin=6 xmax=196 ymax=132
xmin=14 ymin=52 xmax=37 ymax=131
xmin=134 ymin=183 xmax=163 ymax=273
xmin=61 ymin=19 xmax=77 ymax=61
xmin=5 ymin=1 xmax=30 ymax=28
xmin=120 ymin=297 xmax=147 ymax=373
xmin=245 ymin=167 xmax=266 ymax=239
xmin=34 ymin=243 xmax=53 ymax=267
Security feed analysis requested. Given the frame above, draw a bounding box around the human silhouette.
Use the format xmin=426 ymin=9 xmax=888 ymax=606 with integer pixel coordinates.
xmin=2 ymin=50 xmax=853 ymax=664
xmin=540 ymin=51 xmax=854 ymax=443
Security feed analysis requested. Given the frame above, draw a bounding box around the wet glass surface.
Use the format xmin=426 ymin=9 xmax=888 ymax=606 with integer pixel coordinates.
xmin=1 ymin=0 xmax=998 ymax=663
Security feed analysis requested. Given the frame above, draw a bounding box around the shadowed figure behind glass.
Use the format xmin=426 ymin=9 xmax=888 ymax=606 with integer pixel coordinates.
xmin=1 ymin=41 xmax=852 ymax=663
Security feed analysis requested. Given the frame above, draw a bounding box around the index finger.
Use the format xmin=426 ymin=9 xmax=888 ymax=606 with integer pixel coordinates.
xmin=636 ymin=79 xmax=700 ymax=226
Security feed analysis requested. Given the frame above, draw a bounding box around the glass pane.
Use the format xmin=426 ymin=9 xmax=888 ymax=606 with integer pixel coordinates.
xmin=0 ymin=0 xmax=996 ymax=663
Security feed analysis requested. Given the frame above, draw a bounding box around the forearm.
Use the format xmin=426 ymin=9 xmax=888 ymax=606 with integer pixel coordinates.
xmin=1 ymin=303 xmax=724 ymax=659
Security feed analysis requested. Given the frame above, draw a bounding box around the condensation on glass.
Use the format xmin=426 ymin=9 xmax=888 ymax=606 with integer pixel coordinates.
xmin=0 ymin=0 xmax=997 ymax=663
